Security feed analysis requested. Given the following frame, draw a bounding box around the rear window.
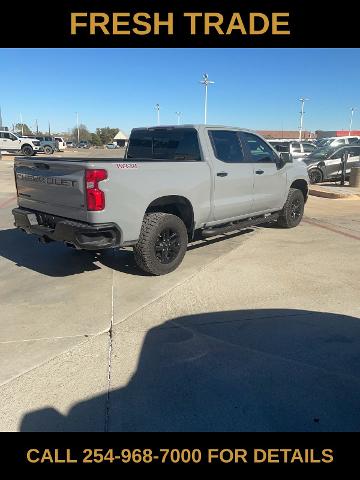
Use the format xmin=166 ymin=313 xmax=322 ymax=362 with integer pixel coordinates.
xmin=291 ymin=142 xmax=301 ymax=152
xmin=302 ymin=143 xmax=316 ymax=152
xmin=126 ymin=128 xmax=201 ymax=161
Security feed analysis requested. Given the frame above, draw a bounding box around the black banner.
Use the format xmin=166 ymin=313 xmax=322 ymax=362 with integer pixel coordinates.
xmin=1 ymin=432 xmax=358 ymax=472
xmin=0 ymin=0 xmax=360 ymax=48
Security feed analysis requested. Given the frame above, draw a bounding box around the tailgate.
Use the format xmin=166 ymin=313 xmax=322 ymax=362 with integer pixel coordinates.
xmin=14 ymin=158 xmax=88 ymax=221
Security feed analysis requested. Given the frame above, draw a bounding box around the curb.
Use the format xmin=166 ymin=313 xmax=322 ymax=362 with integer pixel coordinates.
xmin=309 ymin=187 xmax=360 ymax=200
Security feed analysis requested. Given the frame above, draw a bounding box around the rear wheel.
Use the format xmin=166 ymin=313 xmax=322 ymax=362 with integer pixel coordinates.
xmin=43 ymin=145 xmax=53 ymax=154
xmin=134 ymin=212 xmax=188 ymax=275
xmin=21 ymin=145 xmax=33 ymax=156
xmin=308 ymin=168 xmax=323 ymax=184
xmin=277 ymin=188 xmax=305 ymax=228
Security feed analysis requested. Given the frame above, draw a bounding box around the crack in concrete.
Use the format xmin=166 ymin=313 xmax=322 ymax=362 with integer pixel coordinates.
xmin=0 ymin=334 xmax=95 ymax=344
xmin=104 ymin=269 xmax=115 ymax=432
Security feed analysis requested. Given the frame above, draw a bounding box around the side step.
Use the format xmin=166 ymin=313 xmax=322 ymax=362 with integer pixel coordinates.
xmin=201 ymin=212 xmax=280 ymax=238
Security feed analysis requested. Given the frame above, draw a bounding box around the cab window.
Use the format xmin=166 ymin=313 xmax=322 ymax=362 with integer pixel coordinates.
xmin=209 ymin=130 xmax=244 ymax=163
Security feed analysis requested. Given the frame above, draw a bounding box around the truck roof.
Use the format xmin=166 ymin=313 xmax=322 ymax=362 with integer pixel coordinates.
xmin=131 ymin=124 xmax=255 ymax=133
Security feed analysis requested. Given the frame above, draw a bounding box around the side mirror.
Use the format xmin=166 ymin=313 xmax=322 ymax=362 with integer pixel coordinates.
xmin=278 ymin=152 xmax=292 ymax=167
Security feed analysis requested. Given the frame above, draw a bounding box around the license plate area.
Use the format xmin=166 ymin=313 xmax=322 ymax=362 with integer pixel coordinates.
xmin=36 ymin=212 xmax=58 ymax=229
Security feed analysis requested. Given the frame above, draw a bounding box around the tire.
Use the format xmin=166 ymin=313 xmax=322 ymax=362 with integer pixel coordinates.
xmin=277 ymin=188 xmax=305 ymax=228
xmin=308 ymin=168 xmax=323 ymax=184
xmin=44 ymin=145 xmax=53 ymax=154
xmin=21 ymin=145 xmax=33 ymax=156
xmin=134 ymin=212 xmax=188 ymax=275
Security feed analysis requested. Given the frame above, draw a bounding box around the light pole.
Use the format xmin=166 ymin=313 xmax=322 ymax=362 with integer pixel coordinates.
xmin=200 ymin=73 xmax=214 ymax=124
xmin=175 ymin=111 xmax=182 ymax=125
xmin=349 ymin=107 xmax=357 ymax=135
xmin=298 ymin=97 xmax=309 ymax=141
xmin=155 ymin=104 xmax=160 ymax=125
xmin=76 ymin=112 xmax=80 ymax=144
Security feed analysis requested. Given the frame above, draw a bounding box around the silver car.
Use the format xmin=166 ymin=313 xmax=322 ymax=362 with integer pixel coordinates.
xmin=303 ymin=145 xmax=360 ymax=184
xmin=269 ymin=141 xmax=317 ymax=160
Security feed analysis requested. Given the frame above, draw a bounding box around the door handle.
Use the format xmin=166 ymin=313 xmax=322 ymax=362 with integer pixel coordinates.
xmin=255 ymin=169 xmax=264 ymax=175
xmin=217 ymin=172 xmax=228 ymax=177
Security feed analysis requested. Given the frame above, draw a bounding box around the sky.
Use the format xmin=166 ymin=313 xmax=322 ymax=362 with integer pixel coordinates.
xmin=0 ymin=48 xmax=360 ymax=135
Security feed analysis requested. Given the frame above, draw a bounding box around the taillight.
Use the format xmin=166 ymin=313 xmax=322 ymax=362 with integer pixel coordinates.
xmin=85 ymin=169 xmax=107 ymax=211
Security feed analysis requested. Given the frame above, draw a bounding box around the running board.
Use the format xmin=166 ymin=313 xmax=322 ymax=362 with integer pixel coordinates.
xmin=201 ymin=212 xmax=280 ymax=238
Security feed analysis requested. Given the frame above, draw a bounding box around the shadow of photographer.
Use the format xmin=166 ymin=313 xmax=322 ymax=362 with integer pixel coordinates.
xmin=20 ymin=308 xmax=360 ymax=432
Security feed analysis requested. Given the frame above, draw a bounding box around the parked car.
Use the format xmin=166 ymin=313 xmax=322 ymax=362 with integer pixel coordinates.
xmin=54 ymin=137 xmax=66 ymax=151
xmin=303 ymin=145 xmax=360 ymax=183
xmin=269 ymin=141 xmax=317 ymax=160
xmin=77 ymin=141 xmax=91 ymax=149
xmin=35 ymin=136 xmax=57 ymax=154
xmin=0 ymin=130 xmax=40 ymax=156
xmin=106 ymin=142 xmax=118 ymax=149
xmin=12 ymin=124 xmax=309 ymax=275
xmin=66 ymin=141 xmax=75 ymax=148
xmin=318 ymin=136 xmax=360 ymax=148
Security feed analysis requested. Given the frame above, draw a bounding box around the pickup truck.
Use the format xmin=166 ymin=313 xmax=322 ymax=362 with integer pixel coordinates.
xmin=12 ymin=125 xmax=309 ymax=275
xmin=0 ymin=130 xmax=41 ymax=156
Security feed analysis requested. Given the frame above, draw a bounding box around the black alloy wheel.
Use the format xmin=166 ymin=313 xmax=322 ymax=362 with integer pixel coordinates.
xmin=309 ymin=168 xmax=323 ymax=184
xmin=155 ymin=228 xmax=181 ymax=264
xmin=290 ymin=198 xmax=302 ymax=221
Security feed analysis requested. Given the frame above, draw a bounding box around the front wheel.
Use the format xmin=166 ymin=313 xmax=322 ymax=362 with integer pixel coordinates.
xmin=134 ymin=212 xmax=188 ymax=275
xmin=277 ymin=188 xmax=305 ymax=228
xmin=308 ymin=168 xmax=323 ymax=184
xmin=21 ymin=145 xmax=33 ymax=156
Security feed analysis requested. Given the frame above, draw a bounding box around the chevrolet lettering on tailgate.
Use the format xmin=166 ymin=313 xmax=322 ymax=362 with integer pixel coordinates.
xmin=16 ymin=173 xmax=78 ymax=188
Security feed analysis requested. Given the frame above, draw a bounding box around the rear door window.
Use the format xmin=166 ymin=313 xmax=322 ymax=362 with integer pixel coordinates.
xmin=127 ymin=128 xmax=201 ymax=161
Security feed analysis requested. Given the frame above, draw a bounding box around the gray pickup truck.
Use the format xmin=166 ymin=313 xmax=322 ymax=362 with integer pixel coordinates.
xmin=12 ymin=125 xmax=309 ymax=275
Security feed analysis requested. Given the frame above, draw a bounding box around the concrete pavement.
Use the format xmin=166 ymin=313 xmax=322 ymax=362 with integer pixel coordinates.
xmin=310 ymin=181 xmax=360 ymax=199
xmin=0 ymin=154 xmax=360 ymax=431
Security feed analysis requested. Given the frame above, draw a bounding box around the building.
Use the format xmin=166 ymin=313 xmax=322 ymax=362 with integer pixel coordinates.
xmin=256 ymin=130 xmax=314 ymax=140
xmin=316 ymin=130 xmax=360 ymax=138
xmin=113 ymin=129 xmax=129 ymax=147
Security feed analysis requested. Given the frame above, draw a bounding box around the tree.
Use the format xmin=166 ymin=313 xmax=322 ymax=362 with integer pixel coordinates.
xmin=90 ymin=133 xmax=102 ymax=146
xmin=96 ymin=127 xmax=119 ymax=145
xmin=72 ymin=123 xmax=91 ymax=142
xmin=15 ymin=123 xmax=32 ymax=136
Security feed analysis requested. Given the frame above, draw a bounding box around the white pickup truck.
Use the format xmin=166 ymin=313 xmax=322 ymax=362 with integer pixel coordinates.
xmin=12 ymin=125 xmax=309 ymax=275
xmin=0 ymin=130 xmax=40 ymax=156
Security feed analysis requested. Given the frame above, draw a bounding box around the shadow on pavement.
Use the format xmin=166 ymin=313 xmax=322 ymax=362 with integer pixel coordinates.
xmin=0 ymin=228 xmax=101 ymax=276
xmin=20 ymin=309 xmax=360 ymax=432
xmin=0 ymin=227 xmax=254 ymax=277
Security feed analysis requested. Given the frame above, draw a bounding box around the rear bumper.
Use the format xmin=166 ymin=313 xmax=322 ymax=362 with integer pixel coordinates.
xmin=12 ymin=207 xmax=121 ymax=250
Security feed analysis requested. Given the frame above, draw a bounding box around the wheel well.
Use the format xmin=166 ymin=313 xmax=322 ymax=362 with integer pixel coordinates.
xmin=145 ymin=196 xmax=195 ymax=239
xmin=22 ymin=144 xmax=32 ymax=149
xmin=290 ymin=179 xmax=309 ymax=203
